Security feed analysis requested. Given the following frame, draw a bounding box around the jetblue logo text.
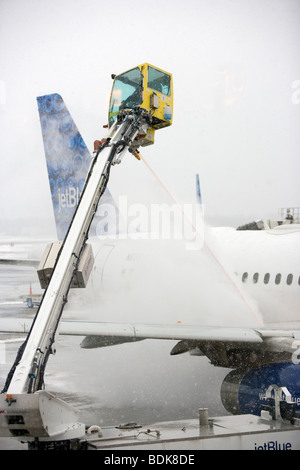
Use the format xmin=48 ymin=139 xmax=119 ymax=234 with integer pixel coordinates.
xmin=58 ymin=187 xmax=80 ymax=213
xmin=254 ymin=441 xmax=292 ymax=450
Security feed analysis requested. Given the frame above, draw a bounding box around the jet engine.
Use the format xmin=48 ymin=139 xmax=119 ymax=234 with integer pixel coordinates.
xmin=221 ymin=362 xmax=300 ymax=416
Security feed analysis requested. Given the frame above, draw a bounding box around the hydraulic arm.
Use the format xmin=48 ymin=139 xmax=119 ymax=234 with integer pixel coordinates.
xmin=3 ymin=113 xmax=143 ymax=396
xmin=0 ymin=109 xmax=155 ymax=440
xmin=0 ymin=63 xmax=173 ymax=443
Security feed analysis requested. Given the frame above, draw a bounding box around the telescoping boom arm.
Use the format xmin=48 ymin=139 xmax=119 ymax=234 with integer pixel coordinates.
xmin=0 ymin=64 xmax=173 ymax=442
xmin=4 ymin=114 xmax=143 ymax=396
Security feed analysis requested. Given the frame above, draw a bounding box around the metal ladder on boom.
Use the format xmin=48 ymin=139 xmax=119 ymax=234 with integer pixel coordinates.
xmin=0 ymin=109 xmax=154 ymax=443
xmin=0 ymin=63 xmax=173 ymax=446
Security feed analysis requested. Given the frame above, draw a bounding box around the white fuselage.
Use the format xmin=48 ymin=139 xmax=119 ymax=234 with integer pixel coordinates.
xmin=80 ymin=224 xmax=300 ymax=330
xmin=206 ymin=225 xmax=300 ymax=327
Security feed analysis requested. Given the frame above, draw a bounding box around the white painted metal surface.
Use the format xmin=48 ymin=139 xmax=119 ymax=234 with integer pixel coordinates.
xmin=82 ymin=414 xmax=300 ymax=450
xmin=0 ymin=391 xmax=84 ymax=440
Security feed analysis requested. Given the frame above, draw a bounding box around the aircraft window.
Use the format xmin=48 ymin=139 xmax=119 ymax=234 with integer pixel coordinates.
xmin=242 ymin=272 xmax=248 ymax=283
xmin=298 ymin=275 xmax=300 ymax=286
xmin=253 ymin=272 xmax=259 ymax=284
xmin=264 ymin=273 xmax=270 ymax=284
xmin=275 ymin=273 xmax=281 ymax=285
xmin=286 ymin=274 xmax=293 ymax=285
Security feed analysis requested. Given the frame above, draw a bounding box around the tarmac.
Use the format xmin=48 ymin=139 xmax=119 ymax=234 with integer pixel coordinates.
xmin=0 ymin=264 xmax=229 ymax=450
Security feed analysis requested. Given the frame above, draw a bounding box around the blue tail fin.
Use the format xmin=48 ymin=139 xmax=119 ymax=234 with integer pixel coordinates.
xmin=196 ymin=173 xmax=204 ymax=223
xmin=196 ymin=174 xmax=202 ymax=205
xmin=37 ymin=94 xmax=117 ymax=239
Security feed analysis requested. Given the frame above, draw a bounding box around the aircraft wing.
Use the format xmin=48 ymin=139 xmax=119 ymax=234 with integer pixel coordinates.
xmin=0 ymin=238 xmax=48 ymax=267
xmin=2 ymin=318 xmax=299 ymax=367
xmin=0 ymin=318 xmax=262 ymax=341
xmin=0 ymin=259 xmax=39 ymax=267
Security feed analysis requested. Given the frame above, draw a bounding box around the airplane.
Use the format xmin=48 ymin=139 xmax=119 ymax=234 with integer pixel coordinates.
xmin=1 ymin=92 xmax=300 ymax=419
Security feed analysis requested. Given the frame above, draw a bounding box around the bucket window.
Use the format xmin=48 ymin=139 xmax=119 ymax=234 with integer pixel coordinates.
xmin=109 ymin=67 xmax=143 ymax=127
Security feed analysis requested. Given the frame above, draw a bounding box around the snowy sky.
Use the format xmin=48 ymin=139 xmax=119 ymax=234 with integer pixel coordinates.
xmin=1 ymin=0 xmax=300 ymax=235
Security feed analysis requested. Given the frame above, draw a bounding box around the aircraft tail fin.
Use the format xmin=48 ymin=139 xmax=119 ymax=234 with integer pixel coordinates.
xmin=37 ymin=94 xmax=117 ymax=239
xmin=195 ymin=173 xmax=206 ymax=234
xmin=196 ymin=174 xmax=202 ymax=205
